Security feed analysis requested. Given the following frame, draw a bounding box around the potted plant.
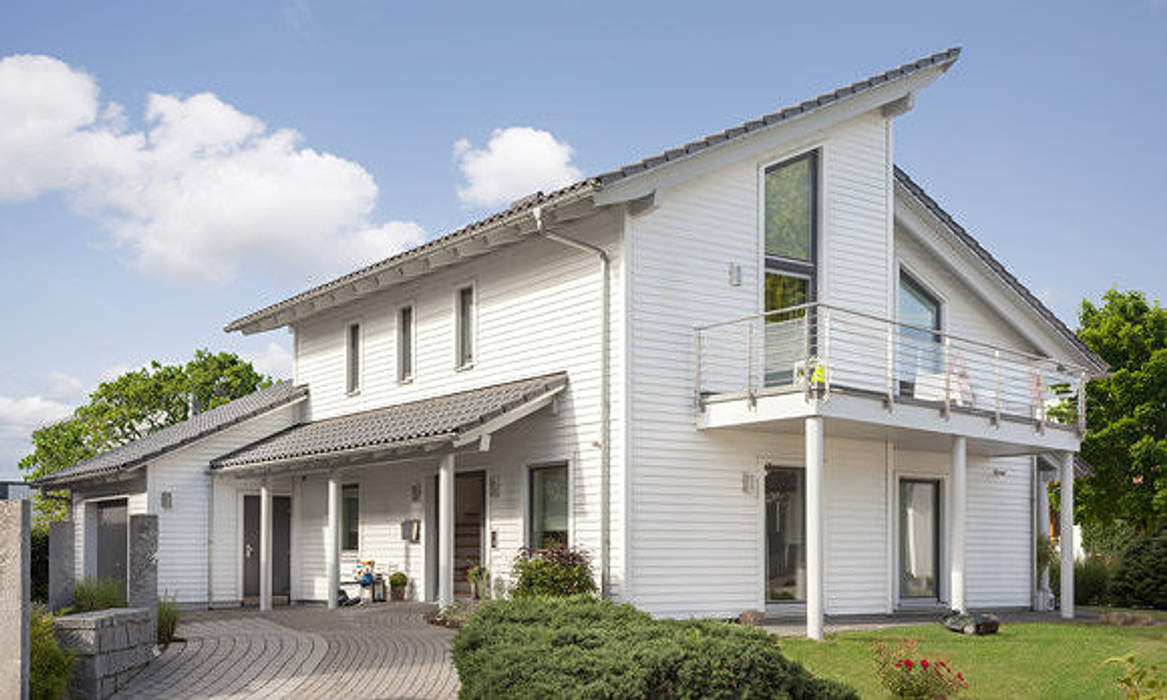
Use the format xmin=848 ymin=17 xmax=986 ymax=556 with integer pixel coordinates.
xmin=467 ymin=566 xmax=489 ymax=600
xmin=389 ymin=572 xmax=407 ymax=601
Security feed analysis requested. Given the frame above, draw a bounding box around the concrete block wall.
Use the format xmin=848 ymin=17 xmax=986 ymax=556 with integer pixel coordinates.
xmin=54 ymin=608 xmax=155 ymax=699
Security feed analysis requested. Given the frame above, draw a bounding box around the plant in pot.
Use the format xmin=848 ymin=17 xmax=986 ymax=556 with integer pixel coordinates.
xmin=389 ymin=572 xmax=408 ymax=601
xmin=467 ymin=565 xmax=489 ymax=600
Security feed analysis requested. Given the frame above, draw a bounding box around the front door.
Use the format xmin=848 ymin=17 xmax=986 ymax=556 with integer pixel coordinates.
xmin=454 ymin=472 xmax=485 ymax=598
xmin=96 ymin=499 xmax=128 ymax=598
xmin=899 ymin=479 xmax=941 ymax=599
xmin=243 ymin=494 xmax=292 ymax=604
xmin=243 ymin=495 xmax=260 ymax=601
xmin=765 ymin=467 xmax=806 ymax=603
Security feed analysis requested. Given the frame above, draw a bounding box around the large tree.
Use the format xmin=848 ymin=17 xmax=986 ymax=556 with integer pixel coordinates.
xmin=20 ymin=350 xmax=272 ymax=523
xmin=1068 ymin=288 xmax=1166 ymax=536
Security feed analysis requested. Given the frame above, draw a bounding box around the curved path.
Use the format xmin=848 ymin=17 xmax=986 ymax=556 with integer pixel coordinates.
xmin=113 ymin=603 xmax=458 ymax=699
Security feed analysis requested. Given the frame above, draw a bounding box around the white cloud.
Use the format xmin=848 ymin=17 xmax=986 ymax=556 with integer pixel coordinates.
xmin=454 ymin=127 xmax=582 ymax=209
xmin=45 ymin=371 xmax=86 ymax=403
xmin=245 ymin=342 xmax=294 ymax=379
xmin=0 ymin=391 xmax=75 ymax=479
xmin=0 ymin=54 xmax=427 ymax=286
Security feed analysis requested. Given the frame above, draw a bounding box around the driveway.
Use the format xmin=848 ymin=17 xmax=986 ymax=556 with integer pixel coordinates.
xmin=113 ymin=603 xmax=459 ymax=699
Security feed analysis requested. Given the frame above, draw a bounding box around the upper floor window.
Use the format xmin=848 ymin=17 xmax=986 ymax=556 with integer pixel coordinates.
xmin=456 ymin=285 xmax=475 ymax=369
xmin=398 ymin=305 xmax=414 ymax=383
xmin=764 ymin=151 xmax=816 ymax=264
xmin=342 ymin=483 xmax=359 ymax=550
xmin=897 ymin=270 xmax=942 ymax=395
xmin=345 ymin=322 xmax=361 ymax=394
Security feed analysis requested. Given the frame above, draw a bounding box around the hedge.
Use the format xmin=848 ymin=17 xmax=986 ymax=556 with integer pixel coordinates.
xmin=1109 ymin=527 xmax=1167 ymax=609
xmin=453 ymin=596 xmax=858 ymax=699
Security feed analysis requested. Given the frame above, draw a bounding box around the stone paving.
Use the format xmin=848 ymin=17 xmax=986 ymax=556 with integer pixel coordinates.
xmin=113 ymin=603 xmax=458 ymax=699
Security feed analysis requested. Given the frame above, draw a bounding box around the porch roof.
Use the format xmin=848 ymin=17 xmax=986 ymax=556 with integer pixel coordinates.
xmin=212 ymin=372 xmax=568 ymax=473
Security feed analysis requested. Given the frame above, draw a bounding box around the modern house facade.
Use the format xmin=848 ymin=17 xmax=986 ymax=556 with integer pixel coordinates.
xmin=37 ymin=48 xmax=1105 ymax=639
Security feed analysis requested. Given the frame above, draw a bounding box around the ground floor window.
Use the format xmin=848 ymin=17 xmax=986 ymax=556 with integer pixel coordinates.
xmin=765 ymin=466 xmax=805 ymax=602
xmin=529 ymin=464 xmax=568 ymax=548
xmin=342 ymin=484 xmax=359 ymax=551
xmin=899 ymin=478 xmax=940 ymax=598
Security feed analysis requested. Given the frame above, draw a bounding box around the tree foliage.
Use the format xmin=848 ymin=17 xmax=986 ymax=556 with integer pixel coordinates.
xmin=1071 ymin=288 xmax=1166 ymax=534
xmin=20 ymin=350 xmax=271 ymax=522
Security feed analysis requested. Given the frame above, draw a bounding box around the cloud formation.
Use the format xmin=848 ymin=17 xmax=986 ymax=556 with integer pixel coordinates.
xmin=454 ymin=127 xmax=582 ymax=209
xmin=0 ymin=54 xmax=427 ymax=285
xmin=0 ymin=385 xmax=77 ymax=479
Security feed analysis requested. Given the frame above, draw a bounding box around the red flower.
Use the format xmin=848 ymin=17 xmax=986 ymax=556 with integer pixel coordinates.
xmin=921 ymin=660 xmax=930 ymax=670
xmin=903 ymin=660 xmax=914 ymax=670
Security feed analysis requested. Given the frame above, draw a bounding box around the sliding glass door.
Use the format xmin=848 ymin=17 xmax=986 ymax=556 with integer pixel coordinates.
xmin=899 ymin=479 xmax=940 ymax=599
xmin=765 ymin=467 xmax=806 ymax=602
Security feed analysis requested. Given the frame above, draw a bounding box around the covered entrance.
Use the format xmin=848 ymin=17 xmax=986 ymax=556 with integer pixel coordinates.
xmin=242 ymin=494 xmax=291 ymax=606
xmin=96 ymin=498 xmax=128 ymax=597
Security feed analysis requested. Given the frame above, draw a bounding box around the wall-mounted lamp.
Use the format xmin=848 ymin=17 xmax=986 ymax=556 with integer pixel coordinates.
xmin=728 ymin=263 xmax=743 ymax=287
xmin=488 ymin=475 xmax=500 ymax=499
xmin=160 ymin=492 xmax=173 ymax=510
xmin=410 ymin=482 xmax=422 ymax=502
xmin=741 ymin=472 xmax=756 ymax=495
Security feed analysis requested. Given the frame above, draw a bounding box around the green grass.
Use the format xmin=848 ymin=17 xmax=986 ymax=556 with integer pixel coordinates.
xmin=780 ymin=622 xmax=1166 ymax=699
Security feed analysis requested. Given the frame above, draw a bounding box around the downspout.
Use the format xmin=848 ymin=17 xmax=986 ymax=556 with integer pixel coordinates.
xmin=533 ymin=205 xmax=612 ymax=598
xmin=207 ymin=470 xmax=214 ymax=608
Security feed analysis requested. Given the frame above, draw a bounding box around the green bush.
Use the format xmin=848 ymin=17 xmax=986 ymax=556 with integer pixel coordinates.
xmin=389 ymin=571 xmax=408 ymax=587
xmin=30 ymin=526 xmax=49 ymax=604
xmin=72 ymin=577 xmax=126 ymax=613
xmin=511 ymin=545 xmax=596 ymax=598
xmin=1049 ymin=555 xmax=1114 ymax=606
xmin=30 ymin=605 xmax=74 ymax=700
xmin=1109 ymin=528 xmax=1167 ymax=609
xmin=157 ymin=592 xmax=181 ymax=644
xmin=453 ymin=596 xmax=858 ymax=699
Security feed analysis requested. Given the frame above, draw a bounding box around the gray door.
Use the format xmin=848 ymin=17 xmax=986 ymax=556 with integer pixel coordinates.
xmin=272 ymin=496 xmax=291 ymax=599
xmin=454 ymin=472 xmax=485 ymax=598
xmin=243 ymin=495 xmax=260 ymax=600
xmin=96 ymin=499 xmax=128 ymax=598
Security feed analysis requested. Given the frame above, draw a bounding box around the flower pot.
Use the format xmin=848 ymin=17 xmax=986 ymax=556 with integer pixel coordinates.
xmin=390 ymin=584 xmax=406 ymax=601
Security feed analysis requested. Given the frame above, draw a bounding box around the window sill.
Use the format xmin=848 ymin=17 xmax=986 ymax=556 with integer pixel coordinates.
xmin=346 ymin=390 xmax=361 ymax=397
xmin=398 ymin=377 xmax=413 ymax=385
xmin=455 ymin=362 xmax=475 ymax=373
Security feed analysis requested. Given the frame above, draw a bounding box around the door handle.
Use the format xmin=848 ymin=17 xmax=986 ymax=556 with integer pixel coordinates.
xmin=245 ymin=543 xmax=254 ymax=559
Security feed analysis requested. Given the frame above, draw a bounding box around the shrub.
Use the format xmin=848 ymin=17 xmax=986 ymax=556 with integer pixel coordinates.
xmin=30 ymin=605 xmax=74 ymax=700
xmin=389 ymin=572 xmax=408 ymax=588
xmin=873 ymin=639 xmax=967 ymax=699
xmin=511 ymin=545 xmax=596 ymax=598
xmin=30 ymin=526 xmax=49 ymax=605
xmin=453 ymin=596 xmax=858 ymax=699
xmin=1110 ymin=528 xmax=1167 ymax=609
xmin=72 ymin=577 xmax=126 ymax=613
xmin=1102 ymin=651 xmax=1166 ymax=699
xmin=1050 ymin=555 xmax=1115 ymax=606
xmin=157 ymin=592 xmax=181 ymax=645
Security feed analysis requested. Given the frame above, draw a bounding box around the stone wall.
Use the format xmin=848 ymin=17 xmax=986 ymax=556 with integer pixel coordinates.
xmin=0 ymin=499 xmax=30 ymax=700
xmin=54 ymin=608 xmax=155 ymax=699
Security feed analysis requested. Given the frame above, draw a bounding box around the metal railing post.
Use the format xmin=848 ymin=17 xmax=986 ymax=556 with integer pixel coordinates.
xmin=886 ymin=324 xmax=895 ymax=407
xmin=993 ymin=349 xmax=1001 ymax=426
xmin=694 ymin=330 xmax=703 ymax=409
xmin=943 ymin=337 xmax=952 ymax=417
xmin=822 ymin=307 xmax=831 ymax=399
xmin=1077 ymin=371 xmax=1087 ymax=436
xmin=746 ymin=322 xmax=755 ymax=401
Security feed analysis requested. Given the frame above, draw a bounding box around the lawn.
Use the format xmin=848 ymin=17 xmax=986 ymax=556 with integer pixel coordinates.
xmin=780 ymin=622 xmax=1166 ymax=699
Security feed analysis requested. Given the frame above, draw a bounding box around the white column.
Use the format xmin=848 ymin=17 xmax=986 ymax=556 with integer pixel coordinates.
xmin=950 ymin=436 xmax=967 ymax=613
xmin=1060 ymin=452 xmax=1075 ymax=619
xmin=438 ymin=453 xmax=456 ymax=609
xmin=326 ymin=473 xmax=340 ymax=609
xmin=259 ymin=479 xmax=272 ymax=611
xmin=1036 ymin=467 xmax=1052 ymax=609
xmin=805 ymin=417 xmax=824 ymax=641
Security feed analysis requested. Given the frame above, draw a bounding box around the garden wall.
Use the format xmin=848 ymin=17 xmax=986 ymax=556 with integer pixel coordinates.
xmin=54 ymin=607 xmax=155 ymax=699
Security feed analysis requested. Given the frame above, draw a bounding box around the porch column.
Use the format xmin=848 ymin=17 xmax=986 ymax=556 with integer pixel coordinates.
xmin=259 ymin=479 xmax=272 ymax=612
xmin=950 ymin=436 xmax=967 ymax=613
xmin=326 ymin=473 xmax=340 ymax=609
xmin=1036 ymin=466 xmax=1052 ymax=610
xmin=1060 ymin=452 xmax=1075 ymax=619
xmin=438 ymin=453 xmax=455 ymax=609
xmin=805 ymin=417 xmax=824 ymax=641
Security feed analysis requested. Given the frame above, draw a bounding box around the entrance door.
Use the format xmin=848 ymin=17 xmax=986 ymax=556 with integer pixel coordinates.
xmin=454 ymin=472 xmax=485 ymax=598
xmin=243 ymin=494 xmax=292 ymax=604
xmin=899 ymin=479 xmax=941 ymax=599
xmin=96 ymin=499 xmax=128 ymax=598
xmin=243 ymin=495 xmax=260 ymax=602
xmin=765 ymin=467 xmax=806 ymax=603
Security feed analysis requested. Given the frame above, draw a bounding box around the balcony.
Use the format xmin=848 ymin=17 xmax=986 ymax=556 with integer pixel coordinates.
xmin=694 ymin=302 xmax=1089 ymax=455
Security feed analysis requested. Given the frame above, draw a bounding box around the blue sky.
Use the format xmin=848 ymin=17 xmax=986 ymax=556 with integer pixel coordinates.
xmin=1 ymin=1 xmax=1164 ymax=479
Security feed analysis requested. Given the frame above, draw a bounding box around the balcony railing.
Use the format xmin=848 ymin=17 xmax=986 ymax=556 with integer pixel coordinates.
xmin=695 ymin=302 xmax=1088 ymax=433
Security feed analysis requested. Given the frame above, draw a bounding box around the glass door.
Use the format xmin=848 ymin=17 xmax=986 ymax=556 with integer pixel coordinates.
xmin=765 ymin=467 xmax=806 ymax=602
xmin=899 ymin=479 xmax=940 ymax=599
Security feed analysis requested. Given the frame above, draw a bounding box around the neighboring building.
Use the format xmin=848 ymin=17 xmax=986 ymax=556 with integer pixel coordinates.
xmin=0 ymin=480 xmax=31 ymax=500
xmin=35 ymin=48 xmax=1105 ymax=636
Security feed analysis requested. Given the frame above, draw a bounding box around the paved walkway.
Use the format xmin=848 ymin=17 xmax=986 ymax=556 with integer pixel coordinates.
xmin=113 ymin=603 xmax=458 ymax=699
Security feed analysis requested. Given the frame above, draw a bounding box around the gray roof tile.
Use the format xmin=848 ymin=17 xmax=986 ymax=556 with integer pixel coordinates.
xmin=36 ymin=381 xmax=308 ymax=487
xmin=213 ymin=373 xmax=567 ymax=469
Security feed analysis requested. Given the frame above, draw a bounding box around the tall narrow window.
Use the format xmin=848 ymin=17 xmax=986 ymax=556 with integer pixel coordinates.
xmin=398 ymin=305 xmax=414 ymax=382
xmin=456 ymin=285 xmax=474 ymax=368
xmin=529 ymin=464 xmax=568 ymax=548
xmin=345 ymin=323 xmax=360 ymax=394
xmin=897 ymin=271 xmax=942 ymax=397
xmin=763 ymin=151 xmax=818 ymax=386
xmin=342 ymin=484 xmax=359 ymax=551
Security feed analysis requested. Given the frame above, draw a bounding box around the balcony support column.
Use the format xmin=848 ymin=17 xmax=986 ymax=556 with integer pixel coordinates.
xmin=326 ymin=473 xmax=340 ymax=609
xmin=259 ymin=477 xmax=272 ymax=612
xmin=805 ymin=416 xmax=825 ymax=641
xmin=950 ymin=435 xmax=967 ymax=613
xmin=438 ymin=453 xmax=456 ymax=609
xmin=1060 ymin=452 xmax=1075 ymax=619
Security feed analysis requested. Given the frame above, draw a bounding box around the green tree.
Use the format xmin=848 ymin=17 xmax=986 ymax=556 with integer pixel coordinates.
xmin=1068 ymin=288 xmax=1166 ymax=535
xmin=20 ymin=350 xmax=272 ymax=523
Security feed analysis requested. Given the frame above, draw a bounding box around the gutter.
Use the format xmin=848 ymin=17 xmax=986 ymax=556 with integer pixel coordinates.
xmin=532 ymin=206 xmax=613 ymax=598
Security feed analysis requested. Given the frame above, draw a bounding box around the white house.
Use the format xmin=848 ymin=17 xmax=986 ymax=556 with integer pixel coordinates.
xmin=37 ymin=47 xmax=1105 ymax=639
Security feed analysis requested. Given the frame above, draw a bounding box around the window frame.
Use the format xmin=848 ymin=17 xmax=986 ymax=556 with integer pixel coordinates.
xmin=761 ymin=149 xmax=819 ymax=305
xmin=454 ymin=282 xmax=476 ymax=370
xmin=345 ymin=322 xmax=362 ymax=396
xmin=341 ymin=483 xmax=359 ymax=552
xmin=897 ymin=266 xmax=944 ymax=336
xmin=526 ymin=462 xmax=569 ymax=549
xmin=397 ymin=303 xmax=415 ymax=384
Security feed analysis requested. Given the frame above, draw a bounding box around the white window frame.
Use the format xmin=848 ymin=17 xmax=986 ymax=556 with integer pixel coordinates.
xmin=523 ymin=461 xmax=571 ymax=549
xmin=345 ymin=321 xmax=362 ymax=396
xmin=397 ymin=302 xmax=416 ymax=384
xmin=454 ymin=281 xmax=477 ymax=371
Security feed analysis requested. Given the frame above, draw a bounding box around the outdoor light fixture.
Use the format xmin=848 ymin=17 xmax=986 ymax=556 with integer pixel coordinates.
xmin=161 ymin=491 xmax=173 ymax=509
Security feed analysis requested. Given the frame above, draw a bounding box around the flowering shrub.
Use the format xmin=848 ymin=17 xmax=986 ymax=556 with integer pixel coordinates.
xmin=510 ymin=544 xmax=596 ymax=598
xmin=873 ymin=639 xmax=968 ymax=699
